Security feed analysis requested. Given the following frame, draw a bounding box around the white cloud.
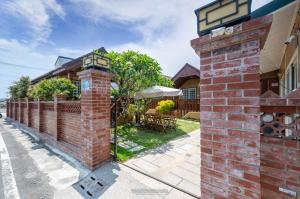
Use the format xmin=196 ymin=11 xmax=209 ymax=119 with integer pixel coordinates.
xmin=69 ymin=0 xmax=272 ymax=76
xmin=2 ymin=0 xmax=65 ymax=44
xmin=69 ymin=0 xmax=202 ymax=76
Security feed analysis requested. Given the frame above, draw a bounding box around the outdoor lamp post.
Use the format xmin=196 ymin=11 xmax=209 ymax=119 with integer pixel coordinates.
xmin=195 ymin=0 xmax=252 ymax=36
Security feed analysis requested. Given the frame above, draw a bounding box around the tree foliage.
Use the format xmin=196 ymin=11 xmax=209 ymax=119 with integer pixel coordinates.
xmin=107 ymin=50 xmax=173 ymax=114
xmin=28 ymin=78 xmax=78 ymax=101
xmin=8 ymin=76 xmax=31 ymax=100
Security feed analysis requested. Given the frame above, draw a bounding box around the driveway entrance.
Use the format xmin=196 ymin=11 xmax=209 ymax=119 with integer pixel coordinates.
xmin=124 ymin=129 xmax=200 ymax=197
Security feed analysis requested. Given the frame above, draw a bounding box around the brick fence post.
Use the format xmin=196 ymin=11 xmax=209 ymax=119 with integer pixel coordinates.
xmin=54 ymin=94 xmax=66 ymax=140
xmin=13 ymin=100 xmax=16 ymax=120
xmin=6 ymin=100 xmax=9 ymax=118
xmin=26 ymin=98 xmax=31 ymax=127
xmin=18 ymin=99 xmax=22 ymax=123
xmin=38 ymin=99 xmax=42 ymax=132
xmin=78 ymin=68 xmax=111 ymax=170
xmin=191 ymin=15 xmax=272 ymax=198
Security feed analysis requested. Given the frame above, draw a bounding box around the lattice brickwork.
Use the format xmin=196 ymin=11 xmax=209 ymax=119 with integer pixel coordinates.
xmin=60 ymin=102 xmax=81 ymax=113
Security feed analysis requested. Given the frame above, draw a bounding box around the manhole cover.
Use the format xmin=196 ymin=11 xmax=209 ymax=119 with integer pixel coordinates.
xmin=74 ymin=175 xmax=106 ymax=198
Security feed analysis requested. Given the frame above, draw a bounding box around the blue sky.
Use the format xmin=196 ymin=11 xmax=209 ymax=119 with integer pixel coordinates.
xmin=0 ymin=0 xmax=272 ymax=98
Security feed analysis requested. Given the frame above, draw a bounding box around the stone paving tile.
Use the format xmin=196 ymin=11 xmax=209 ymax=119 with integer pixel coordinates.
xmin=125 ymin=129 xmax=200 ymax=198
xmin=139 ymin=153 xmax=160 ymax=162
xmin=186 ymin=154 xmax=200 ymax=166
xmin=171 ymin=167 xmax=200 ymax=186
xmin=180 ymin=143 xmax=195 ymax=151
xmin=164 ymin=188 xmax=195 ymax=199
xmin=177 ymin=180 xmax=201 ymax=197
xmin=151 ymin=155 xmax=175 ymax=167
xmin=161 ymin=172 xmax=183 ymax=186
xmin=131 ymin=159 xmax=160 ymax=173
xmin=118 ymin=142 xmax=131 ymax=150
xmin=179 ymin=162 xmax=200 ymax=175
xmin=129 ymin=145 xmax=144 ymax=152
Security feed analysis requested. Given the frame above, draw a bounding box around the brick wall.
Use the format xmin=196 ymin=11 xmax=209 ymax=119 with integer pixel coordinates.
xmin=30 ymin=106 xmax=38 ymax=130
xmin=6 ymin=99 xmax=82 ymax=163
xmin=261 ymin=137 xmax=300 ymax=199
xmin=41 ymin=103 xmax=56 ymax=137
xmin=191 ymin=15 xmax=272 ymax=198
xmin=60 ymin=111 xmax=81 ymax=147
xmin=6 ymin=68 xmax=111 ymax=171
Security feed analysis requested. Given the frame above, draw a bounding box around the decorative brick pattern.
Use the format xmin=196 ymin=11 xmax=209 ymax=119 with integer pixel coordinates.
xmin=191 ymin=15 xmax=273 ymax=198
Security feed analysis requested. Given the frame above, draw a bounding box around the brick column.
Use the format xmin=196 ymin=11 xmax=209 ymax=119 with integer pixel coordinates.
xmin=13 ymin=100 xmax=16 ymax=120
xmin=6 ymin=100 xmax=9 ymax=118
xmin=54 ymin=95 xmax=66 ymax=140
xmin=26 ymin=98 xmax=31 ymax=127
xmin=38 ymin=99 xmax=42 ymax=132
xmin=191 ymin=15 xmax=272 ymax=198
xmin=78 ymin=69 xmax=111 ymax=170
xmin=18 ymin=99 xmax=22 ymax=123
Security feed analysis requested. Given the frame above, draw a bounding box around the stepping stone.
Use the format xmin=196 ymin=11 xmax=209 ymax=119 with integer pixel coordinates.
xmin=118 ymin=142 xmax=132 ymax=150
xmin=129 ymin=145 xmax=144 ymax=152
xmin=123 ymin=140 xmax=136 ymax=146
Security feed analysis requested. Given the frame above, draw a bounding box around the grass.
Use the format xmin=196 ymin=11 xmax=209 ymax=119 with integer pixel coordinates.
xmin=111 ymin=119 xmax=200 ymax=162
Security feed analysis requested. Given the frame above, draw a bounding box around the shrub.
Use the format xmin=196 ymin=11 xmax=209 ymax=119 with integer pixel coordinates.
xmin=8 ymin=76 xmax=30 ymax=99
xmin=155 ymin=100 xmax=175 ymax=115
xmin=28 ymin=78 xmax=78 ymax=100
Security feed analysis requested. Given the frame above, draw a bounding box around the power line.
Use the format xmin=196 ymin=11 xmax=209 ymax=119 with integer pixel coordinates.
xmin=0 ymin=61 xmax=49 ymax=71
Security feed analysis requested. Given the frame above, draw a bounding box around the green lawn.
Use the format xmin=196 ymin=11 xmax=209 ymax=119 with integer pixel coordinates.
xmin=112 ymin=119 xmax=200 ymax=162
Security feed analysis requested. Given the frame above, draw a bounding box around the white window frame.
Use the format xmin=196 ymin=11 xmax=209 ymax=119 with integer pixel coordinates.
xmin=284 ymin=49 xmax=298 ymax=96
xmin=182 ymin=88 xmax=197 ymax=100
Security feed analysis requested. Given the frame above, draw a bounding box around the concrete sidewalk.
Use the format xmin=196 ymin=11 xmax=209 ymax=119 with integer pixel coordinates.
xmin=0 ymin=117 xmax=196 ymax=199
xmin=125 ymin=129 xmax=200 ymax=197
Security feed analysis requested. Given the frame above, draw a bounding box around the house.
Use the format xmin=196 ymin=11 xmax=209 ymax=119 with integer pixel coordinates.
xmin=31 ymin=47 xmax=107 ymax=87
xmin=172 ymin=63 xmax=200 ymax=100
xmin=257 ymin=0 xmax=298 ymax=97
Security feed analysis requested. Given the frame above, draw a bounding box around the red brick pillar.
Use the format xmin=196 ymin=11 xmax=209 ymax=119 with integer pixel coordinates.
xmin=6 ymin=100 xmax=9 ymax=118
xmin=54 ymin=94 xmax=66 ymax=140
xmin=13 ymin=100 xmax=16 ymax=120
xmin=191 ymin=15 xmax=272 ymax=199
xmin=18 ymin=99 xmax=22 ymax=123
xmin=78 ymin=69 xmax=111 ymax=170
xmin=38 ymin=99 xmax=42 ymax=132
xmin=26 ymin=98 xmax=31 ymax=127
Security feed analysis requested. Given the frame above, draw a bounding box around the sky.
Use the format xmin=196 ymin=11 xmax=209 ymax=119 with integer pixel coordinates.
xmin=0 ymin=0 xmax=272 ymax=98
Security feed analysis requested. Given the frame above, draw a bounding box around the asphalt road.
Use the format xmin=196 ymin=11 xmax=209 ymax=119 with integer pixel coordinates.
xmin=0 ymin=115 xmax=82 ymax=199
xmin=0 ymin=119 xmax=54 ymax=199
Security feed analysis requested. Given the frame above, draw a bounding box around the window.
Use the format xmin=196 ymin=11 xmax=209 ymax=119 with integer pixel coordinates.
xmin=285 ymin=52 xmax=298 ymax=95
xmin=181 ymin=88 xmax=197 ymax=100
xmin=73 ymin=80 xmax=81 ymax=96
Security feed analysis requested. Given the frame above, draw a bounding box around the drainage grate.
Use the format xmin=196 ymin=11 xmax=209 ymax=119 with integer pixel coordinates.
xmin=74 ymin=175 xmax=106 ymax=198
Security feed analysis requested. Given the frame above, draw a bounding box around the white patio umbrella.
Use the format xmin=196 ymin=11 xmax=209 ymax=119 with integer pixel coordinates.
xmin=135 ymin=86 xmax=183 ymax=99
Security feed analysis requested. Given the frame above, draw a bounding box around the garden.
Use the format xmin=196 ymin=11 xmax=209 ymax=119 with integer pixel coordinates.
xmin=8 ymin=50 xmax=200 ymax=162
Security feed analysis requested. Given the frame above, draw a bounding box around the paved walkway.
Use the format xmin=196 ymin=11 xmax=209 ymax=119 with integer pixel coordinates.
xmin=125 ymin=129 xmax=200 ymax=197
xmin=0 ymin=115 xmax=196 ymax=199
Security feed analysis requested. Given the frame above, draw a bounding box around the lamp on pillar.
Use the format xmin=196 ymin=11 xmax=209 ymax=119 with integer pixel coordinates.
xmin=78 ymin=48 xmax=112 ymax=170
xmin=82 ymin=50 xmax=110 ymax=71
xmin=195 ymin=0 xmax=252 ymax=36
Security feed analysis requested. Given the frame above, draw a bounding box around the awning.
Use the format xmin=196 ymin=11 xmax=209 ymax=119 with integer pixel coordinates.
xmin=135 ymin=86 xmax=183 ymax=99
